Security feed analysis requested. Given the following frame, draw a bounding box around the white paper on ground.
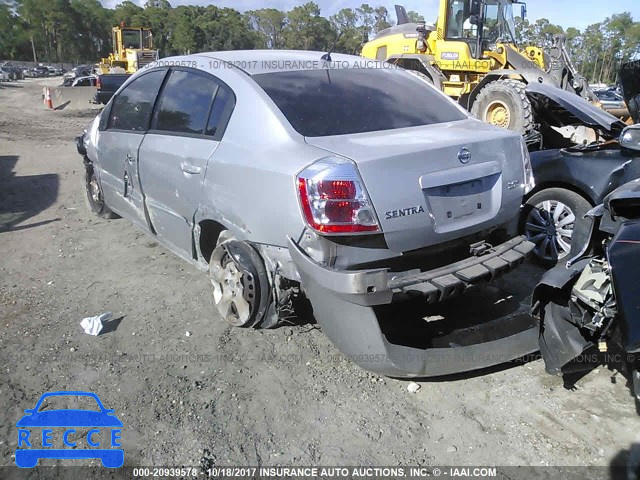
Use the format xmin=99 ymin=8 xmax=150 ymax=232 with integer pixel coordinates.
xmin=80 ymin=312 xmax=112 ymax=336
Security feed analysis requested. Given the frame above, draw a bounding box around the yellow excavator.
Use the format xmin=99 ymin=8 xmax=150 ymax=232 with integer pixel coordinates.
xmin=99 ymin=23 xmax=159 ymax=74
xmin=361 ymin=1 xmax=615 ymax=148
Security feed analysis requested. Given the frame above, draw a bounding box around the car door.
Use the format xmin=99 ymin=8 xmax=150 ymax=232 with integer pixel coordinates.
xmin=138 ymin=68 xmax=235 ymax=258
xmin=97 ymin=69 xmax=167 ymax=229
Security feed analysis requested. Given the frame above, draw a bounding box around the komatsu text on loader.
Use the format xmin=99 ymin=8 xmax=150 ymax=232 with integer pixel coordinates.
xmin=361 ymin=1 xmax=624 ymax=148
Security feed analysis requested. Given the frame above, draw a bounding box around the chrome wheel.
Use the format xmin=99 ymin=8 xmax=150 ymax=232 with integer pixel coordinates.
xmin=524 ymin=200 xmax=575 ymax=263
xmin=209 ymin=245 xmax=255 ymax=327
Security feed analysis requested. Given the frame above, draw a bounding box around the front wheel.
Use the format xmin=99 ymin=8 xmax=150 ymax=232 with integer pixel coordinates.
xmin=521 ymin=188 xmax=591 ymax=266
xmin=84 ymin=168 xmax=119 ymax=219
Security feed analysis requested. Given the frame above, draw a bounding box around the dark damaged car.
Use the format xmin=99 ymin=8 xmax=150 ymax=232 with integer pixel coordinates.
xmin=76 ymin=50 xmax=539 ymax=377
xmin=521 ymin=60 xmax=640 ymax=265
xmin=531 ymin=61 xmax=640 ymax=408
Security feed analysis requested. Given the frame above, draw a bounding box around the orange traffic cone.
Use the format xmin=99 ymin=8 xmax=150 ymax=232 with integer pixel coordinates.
xmin=44 ymin=87 xmax=53 ymax=109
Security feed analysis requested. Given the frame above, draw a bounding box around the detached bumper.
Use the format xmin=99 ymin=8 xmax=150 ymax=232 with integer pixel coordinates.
xmin=288 ymin=235 xmax=538 ymax=377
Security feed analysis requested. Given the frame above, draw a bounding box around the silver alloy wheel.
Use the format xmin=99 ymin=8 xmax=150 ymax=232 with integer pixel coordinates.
xmin=524 ymin=200 xmax=575 ymax=262
xmin=209 ymin=246 xmax=252 ymax=326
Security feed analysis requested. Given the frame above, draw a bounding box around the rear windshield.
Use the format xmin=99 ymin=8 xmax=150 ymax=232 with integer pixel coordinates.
xmin=253 ymin=68 xmax=467 ymax=137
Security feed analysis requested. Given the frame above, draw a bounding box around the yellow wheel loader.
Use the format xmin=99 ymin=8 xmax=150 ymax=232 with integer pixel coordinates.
xmin=99 ymin=24 xmax=159 ymax=75
xmin=362 ymin=1 xmax=623 ymax=148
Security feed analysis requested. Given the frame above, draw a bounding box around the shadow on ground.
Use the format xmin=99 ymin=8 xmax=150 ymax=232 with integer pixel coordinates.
xmin=0 ymin=155 xmax=60 ymax=233
xmin=611 ymin=443 xmax=640 ymax=480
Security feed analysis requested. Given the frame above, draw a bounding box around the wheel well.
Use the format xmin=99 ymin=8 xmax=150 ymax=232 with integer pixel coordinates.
xmin=525 ymin=182 xmax=594 ymax=206
xmin=198 ymin=220 xmax=226 ymax=263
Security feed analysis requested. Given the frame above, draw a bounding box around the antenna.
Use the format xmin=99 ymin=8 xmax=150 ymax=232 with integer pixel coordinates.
xmin=321 ymin=31 xmax=344 ymax=62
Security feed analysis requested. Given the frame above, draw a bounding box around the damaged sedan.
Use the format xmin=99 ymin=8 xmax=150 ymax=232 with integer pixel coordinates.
xmin=76 ymin=50 xmax=537 ymax=377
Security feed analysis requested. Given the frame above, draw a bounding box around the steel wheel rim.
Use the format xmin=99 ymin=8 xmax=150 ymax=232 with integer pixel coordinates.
xmin=524 ymin=200 xmax=575 ymax=262
xmin=209 ymin=248 xmax=252 ymax=326
xmin=484 ymin=100 xmax=511 ymax=129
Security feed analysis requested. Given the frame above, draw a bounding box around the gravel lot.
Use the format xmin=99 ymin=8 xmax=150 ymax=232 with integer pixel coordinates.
xmin=1 ymin=78 xmax=639 ymax=477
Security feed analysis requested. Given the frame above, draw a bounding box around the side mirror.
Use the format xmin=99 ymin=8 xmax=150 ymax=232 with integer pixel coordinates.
xmin=470 ymin=0 xmax=481 ymax=16
xmin=620 ymin=125 xmax=640 ymax=152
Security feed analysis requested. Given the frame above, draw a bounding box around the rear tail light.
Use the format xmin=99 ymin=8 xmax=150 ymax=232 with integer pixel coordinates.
xmin=297 ymin=157 xmax=381 ymax=234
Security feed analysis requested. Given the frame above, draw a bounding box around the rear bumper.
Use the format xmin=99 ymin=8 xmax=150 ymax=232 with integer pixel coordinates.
xmin=288 ymin=235 xmax=538 ymax=377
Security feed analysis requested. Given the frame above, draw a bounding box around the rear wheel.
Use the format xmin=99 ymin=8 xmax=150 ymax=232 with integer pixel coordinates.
xmin=471 ymin=79 xmax=534 ymax=135
xmin=208 ymin=238 xmax=271 ymax=328
xmin=521 ymin=188 xmax=591 ymax=266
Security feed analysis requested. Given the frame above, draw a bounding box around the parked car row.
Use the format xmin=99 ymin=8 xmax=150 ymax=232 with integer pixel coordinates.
xmin=1 ymin=64 xmax=25 ymax=81
xmin=0 ymin=63 xmax=68 ymax=80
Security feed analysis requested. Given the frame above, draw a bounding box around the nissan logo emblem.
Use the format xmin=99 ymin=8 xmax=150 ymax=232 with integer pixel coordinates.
xmin=458 ymin=148 xmax=471 ymax=164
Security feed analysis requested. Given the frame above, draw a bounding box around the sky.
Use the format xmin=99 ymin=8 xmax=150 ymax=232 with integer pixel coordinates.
xmin=99 ymin=0 xmax=640 ymax=30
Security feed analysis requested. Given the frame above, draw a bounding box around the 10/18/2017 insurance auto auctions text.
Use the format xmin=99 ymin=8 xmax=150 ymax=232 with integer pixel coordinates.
xmin=132 ymin=466 xmax=498 ymax=478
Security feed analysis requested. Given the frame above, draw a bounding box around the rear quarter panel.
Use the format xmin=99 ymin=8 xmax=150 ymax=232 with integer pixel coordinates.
xmin=196 ymin=65 xmax=322 ymax=247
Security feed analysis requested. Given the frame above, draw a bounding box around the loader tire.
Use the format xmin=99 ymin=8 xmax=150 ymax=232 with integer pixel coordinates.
xmin=471 ymin=79 xmax=534 ymax=135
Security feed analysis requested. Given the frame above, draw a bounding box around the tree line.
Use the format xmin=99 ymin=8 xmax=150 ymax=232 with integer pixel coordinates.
xmin=1 ymin=0 xmax=638 ymax=85
xmin=516 ymin=15 xmax=640 ymax=84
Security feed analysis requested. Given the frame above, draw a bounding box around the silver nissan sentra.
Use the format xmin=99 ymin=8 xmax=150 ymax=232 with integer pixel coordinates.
xmin=76 ymin=50 xmax=537 ymax=377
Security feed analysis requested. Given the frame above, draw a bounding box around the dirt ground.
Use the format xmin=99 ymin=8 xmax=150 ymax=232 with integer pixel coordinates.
xmin=1 ymin=78 xmax=639 ymax=476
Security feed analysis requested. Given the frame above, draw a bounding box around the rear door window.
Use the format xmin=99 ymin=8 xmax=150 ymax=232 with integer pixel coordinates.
xmin=253 ymin=68 xmax=467 ymax=137
xmin=107 ymin=70 xmax=166 ymax=132
xmin=154 ymin=70 xmax=218 ymax=135
xmin=205 ymin=85 xmax=235 ymax=139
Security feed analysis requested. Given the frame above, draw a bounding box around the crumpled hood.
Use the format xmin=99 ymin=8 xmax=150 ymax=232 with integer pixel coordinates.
xmin=526 ymin=82 xmax=627 ymax=138
xmin=620 ymin=60 xmax=640 ymax=124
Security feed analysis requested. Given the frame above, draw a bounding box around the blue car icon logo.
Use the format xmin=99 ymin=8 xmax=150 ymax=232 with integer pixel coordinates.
xmin=15 ymin=391 xmax=123 ymax=468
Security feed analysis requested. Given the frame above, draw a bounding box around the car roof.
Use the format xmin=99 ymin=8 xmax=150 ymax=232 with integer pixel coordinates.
xmin=194 ymin=49 xmax=386 ymax=75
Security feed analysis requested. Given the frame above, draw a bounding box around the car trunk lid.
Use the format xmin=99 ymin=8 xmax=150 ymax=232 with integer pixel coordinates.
xmin=305 ymin=119 xmax=525 ymax=252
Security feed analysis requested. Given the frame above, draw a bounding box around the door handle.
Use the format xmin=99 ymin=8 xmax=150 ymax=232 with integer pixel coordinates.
xmin=180 ymin=162 xmax=202 ymax=175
